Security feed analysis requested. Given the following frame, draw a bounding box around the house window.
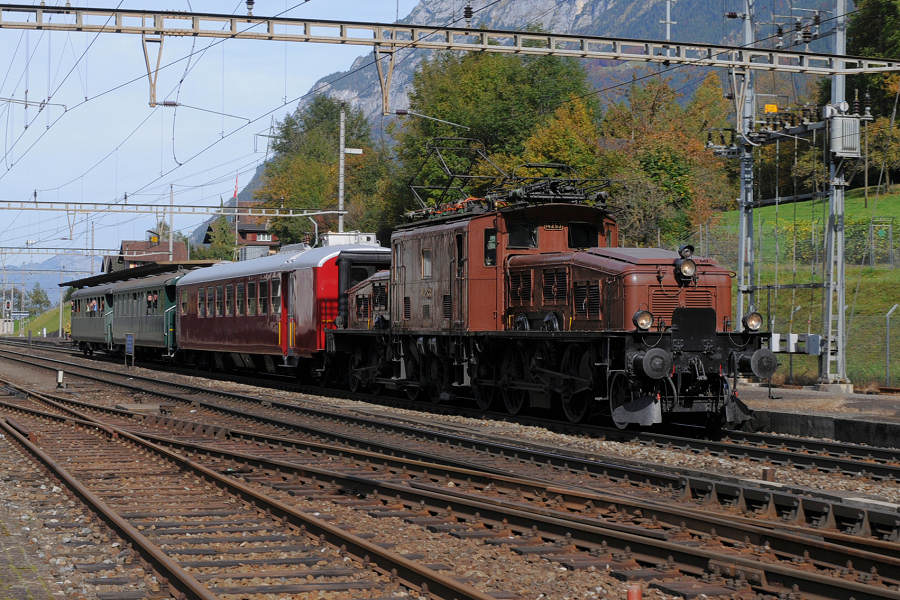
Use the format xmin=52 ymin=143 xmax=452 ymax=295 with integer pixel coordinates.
xmin=421 ymin=249 xmax=432 ymax=279
xmin=248 ymin=281 xmax=257 ymax=316
xmin=236 ymin=283 xmax=245 ymax=316
xmin=257 ymin=233 xmax=272 ymax=242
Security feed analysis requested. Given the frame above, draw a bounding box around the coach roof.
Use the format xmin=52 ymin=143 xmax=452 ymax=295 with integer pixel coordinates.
xmin=176 ymin=244 xmax=389 ymax=286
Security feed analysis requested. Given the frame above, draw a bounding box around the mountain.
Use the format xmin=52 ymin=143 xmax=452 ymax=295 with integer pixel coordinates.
xmin=3 ymin=254 xmax=95 ymax=304
xmin=232 ymin=0 xmax=834 ymax=206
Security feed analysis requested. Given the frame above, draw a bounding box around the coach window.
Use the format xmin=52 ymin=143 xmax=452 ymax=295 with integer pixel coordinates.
xmin=181 ymin=290 xmax=188 ymax=316
xmin=259 ymin=279 xmax=269 ymax=315
xmin=248 ymin=281 xmax=257 ymax=316
xmin=508 ymin=222 xmax=538 ymax=249
xmin=568 ymin=222 xmax=598 ymax=249
xmin=225 ymin=284 xmax=234 ymax=316
xmin=198 ymin=288 xmax=206 ymax=317
xmin=215 ymin=285 xmax=224 ymax=317
xmin=271 ymin=278 xmax=281 ymax=315
xmin=484 ymin=229 xmax=497 ymax=266
xmin=236 ymin=283 xmax=245 ymax=316
xmin=206 ymin=286 xmax=214 ymax=317
xmin=421 ymin=249 xmax=432 ymax=279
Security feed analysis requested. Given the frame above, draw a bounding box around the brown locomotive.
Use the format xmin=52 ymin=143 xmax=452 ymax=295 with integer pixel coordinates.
xmin=328 ymin=172 xmax=776 ymax=427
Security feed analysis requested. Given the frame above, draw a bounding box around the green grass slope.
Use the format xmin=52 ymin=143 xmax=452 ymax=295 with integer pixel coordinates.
xmin=707 ymin=187 xmax=899 ymax=387
xmin=14 ymin=304 xmax=70 ymax=338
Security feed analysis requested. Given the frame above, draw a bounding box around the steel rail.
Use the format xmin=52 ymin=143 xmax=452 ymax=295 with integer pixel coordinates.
xmin=1 ymin=346 xmax=898 ymax=542
xmin=4 ymin=370 xmax=900 ymax=572
xmin=0 ymin=4 xmax=897 ymax=75
xmin=8 ymin=385 xmax=900 ymax=581
xmin=2 ymin=398 xmax=898 ymax=600
xmin=0 ymin=402 xmax=495 ymax=600
xmin=0 ymin=418 xmax=220 ymax=600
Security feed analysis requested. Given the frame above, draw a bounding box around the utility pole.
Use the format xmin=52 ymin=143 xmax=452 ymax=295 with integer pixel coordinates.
xmin=57 ymin=267 xmax=63 ymax=339
xmin=661 ymin=0 xmax=676 ymax=49
xmin=820 ymin=0 xmax=849 ymax=387
xmin=169 ymin=184 xmax=174 ymax=262
xmin=735 ymin=0 xmax=756 ymax=331
xmin=338 ymin=104 xmax=346 ymax=233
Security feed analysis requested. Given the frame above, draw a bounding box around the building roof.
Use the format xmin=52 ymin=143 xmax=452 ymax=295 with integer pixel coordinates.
xmin=118 ymin=239 xmax=189 ymax=263
xmin=178 ymin=244 xmax=390 ymax=286
xmin=61 ymin=261 xmax=219 ymax=288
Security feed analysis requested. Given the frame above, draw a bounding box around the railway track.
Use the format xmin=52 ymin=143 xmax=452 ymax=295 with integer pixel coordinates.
xmin=4 ymin=386 xmax=900 ymax=599
xmin=2 ymin=345 xmax=900 ymax=544
xmin=3 ymin=344 xmax=899 ymax=480
xmin=0 ymin=399 xmax=494 ymax=600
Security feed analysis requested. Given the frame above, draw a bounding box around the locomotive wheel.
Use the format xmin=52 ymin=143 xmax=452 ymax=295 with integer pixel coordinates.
xmin=422 ymin=357 xmax=444 ymax=404
xmin=471 ymin=362 xmax=496 ymax=412
xmin=560 ymin=347 xmax=592 ymax=424
xmin=501 ymin=350 xmax=527 ymax=416
xmin=348 ymin=350 xmax=366 ymax=393
xmin=609 ymin=373 xmax=634 ymax=430
xmin=404 ymin=356 xmax=422 ymax=401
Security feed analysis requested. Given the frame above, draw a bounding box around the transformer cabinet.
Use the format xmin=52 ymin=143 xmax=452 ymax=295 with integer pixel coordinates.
xmin=331 ymin=175 xmax=775 ymax=428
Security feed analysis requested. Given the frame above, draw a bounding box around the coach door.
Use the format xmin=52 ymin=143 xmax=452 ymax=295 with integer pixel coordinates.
xmin=279 ymin=272 xmax=293 ymax=357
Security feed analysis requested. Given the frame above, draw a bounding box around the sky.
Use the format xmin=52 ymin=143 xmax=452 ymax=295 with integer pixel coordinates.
xmin=0 ymin=0 xmax=421 ymax=268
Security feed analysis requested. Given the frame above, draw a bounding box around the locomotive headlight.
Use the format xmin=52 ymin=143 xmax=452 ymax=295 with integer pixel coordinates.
xmin=633 ymin=310 xmax=653 ymax=330
xmin=743 ymin=311 xmax=763 ymax=331
xmin=675 ymin=258 xmax=697 ymax=278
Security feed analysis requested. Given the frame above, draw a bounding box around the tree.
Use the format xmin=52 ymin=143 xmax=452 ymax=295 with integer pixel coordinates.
xmin=26 ymin=283 xmax=50 ymax=315
xmin=192 ymin=216 xmax=236 ymax=260
xmin=844 ymin=0 xmax=900 ymax=119
xmin=255 ymin=95 xmax=385 ymax=244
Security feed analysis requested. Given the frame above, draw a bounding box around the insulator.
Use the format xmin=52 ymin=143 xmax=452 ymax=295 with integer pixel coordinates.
xmin=725 ymin=11 xmax=740 ymax=18
xmin=794 ymin=18 xmax=802 ymax=31
xmin=464 ymin=3 xmax=473 ymax=23
xmin=813 ymin=11 xmax=821 ymax=25
xmin=776 ymin=25 xmax=784 ymax=36
xmin=246 ymin=0 xmax=254 ymax=15
xmin=729 ymin=130 xmax=736 ymax=145
xmin=706 ymin=131 xmax=713 ymax=144
xmin=719 ymin=132 xmax=726 ymax=145
xmin=802 ymin=27 xmax=812 ymax=43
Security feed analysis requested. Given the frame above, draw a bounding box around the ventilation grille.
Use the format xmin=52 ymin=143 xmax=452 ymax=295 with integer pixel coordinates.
xmin=403 ymin=297 xmax=411 ymax=320
xmin=650 ymin=288 xmax=713 ymax=324
xmin=542 ymin=269 xmax=567 ymax=304
xmin=509 ymin=270 xmax=532 ymax=304
xmin=443 ymin=294 xmax=452 ymax=319
xmin=574 ymin=282 xmax=601 ymax=319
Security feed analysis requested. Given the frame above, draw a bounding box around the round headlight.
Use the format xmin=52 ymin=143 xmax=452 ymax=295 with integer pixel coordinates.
xmin=743 ymin=311 xmax=763 ymax=331
xmin=633 ymin=310 xmax=653 ymax=331
xmin=677 ymin=258 xmax=696 ymax=278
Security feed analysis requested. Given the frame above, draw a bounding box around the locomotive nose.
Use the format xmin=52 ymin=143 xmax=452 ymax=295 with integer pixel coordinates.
xmin=632 ymin=347 xmax=673 ymax=380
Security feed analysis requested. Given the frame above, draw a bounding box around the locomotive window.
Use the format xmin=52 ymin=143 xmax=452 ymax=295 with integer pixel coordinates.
xmin=271 ymin=278 xmax=281 ymax=315
xmin=248 ymin=281 xmax=257 ymax=316
xmin=181 ymin=291 xmax=188 ymax=316
xmin=206 ymin=286 xmax=214 ymax=318
xmin=508 ymin=223 xmax=537 ymax=248
xmin=484 ymin=229 xmax=497 ymax=266
xmin=421 ymin=249 xmax=432 ymax=279
xmin=236 ymin=283 xmax=245 ymax=316
xmin=373 ymin=283 xmax=387 ymax=310
xmin=225 ymin=285 xmax=234 ymax=316
xmin=259 ymin=280 xmax=269 ymax=315
xmin=198 ymin=288 xmax=206 ymax=318
xmin=568 ymin=222 xmax=598 ymax=248
xmin=456 ymin=233 xmax=465 ymax=277
xmin=215 ymin=286 xmax=224 ymax=317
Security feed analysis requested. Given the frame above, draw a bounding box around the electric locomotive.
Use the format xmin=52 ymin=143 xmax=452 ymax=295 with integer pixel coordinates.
xmin=330 ymin=173 xmax=776 ymax=427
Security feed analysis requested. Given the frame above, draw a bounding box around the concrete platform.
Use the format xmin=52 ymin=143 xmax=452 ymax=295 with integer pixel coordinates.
xmin=738 ymin=384 xmax=900 ymax=448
